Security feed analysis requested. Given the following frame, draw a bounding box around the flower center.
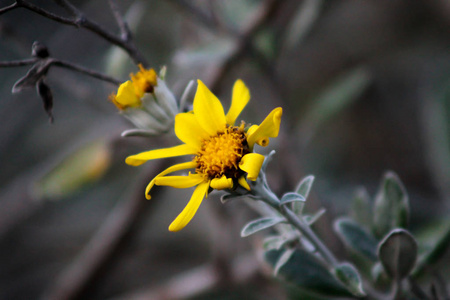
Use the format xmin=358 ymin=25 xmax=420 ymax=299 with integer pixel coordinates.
xmin=195 ymin=124 xmax=249 ymax=179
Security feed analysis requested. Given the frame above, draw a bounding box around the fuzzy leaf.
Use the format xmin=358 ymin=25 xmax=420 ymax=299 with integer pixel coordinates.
xmin=333 ymin=263 xmax=366 ymax=297
xmin=304 ymin=208 xmax=326 ymax=225
xmin=373 ymin=171 xmax=409 ymax=238
xmin=351 ymin=187 xmax=372 ymax=228
xmin=263 ymin=236 xmax=288 ymax=251
xmin=334 ymin=218 xmax=378 ymax=261
xmin=274 ymin=248 xmax=295 ymax=276
xmin=378 ymin=229 xmax=418 ymax=279
xmin=265 ymin=249 xmax=352 ymax=297
xmin=413 ymin=220 xmax=450 ymax=277
xmin=241 ymin=217 xmax=285 ymax=237
xmin=293 ymin=175 xmax=314 ymax=214
xmin=280 ymin=192 xmax=306 ymax=207
xmin=261 ymin=150 xmax=276 ymax=174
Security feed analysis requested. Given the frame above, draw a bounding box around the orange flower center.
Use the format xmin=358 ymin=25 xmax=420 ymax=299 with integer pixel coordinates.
xmin=195 ymin=124 xmax=249 ymax=179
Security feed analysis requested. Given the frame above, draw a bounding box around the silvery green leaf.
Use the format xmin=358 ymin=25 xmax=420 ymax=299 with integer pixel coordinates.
xmin=121 ymin=128 xmax=160 ymax=137
xmin=153 ymin=79 xmax=178 ymax=117
xmin=333 ymin=263 xmax=366 ymax=297
xmin=263 ymin=236 xmax=287 ymax=251
xmin=220 ymin=193 xmax=254 ymax=204
xmin=261 ymin=150 xmax=276 ymax=173
xmin=241 ymin=217 xmax=285 ymax=237
xmin=265 ymin=249 xmax=352 ymax=297
xmin=378 ymin=229 xmax=418 ymax=279
xmin=295 ymin=175 xmax=315 ymax=198
xmin=371 ymin=262 xmax=390 ymax=285
xmin=141 ymin=93 xmax=172 ymax=122
xmin=304 ymin=208 xmax=326 ymax=225
xmin=274 ymin=248 xmax=295 ymax=276
xmin=280 ymin=192 xmax=306 ymax=207
xmin=263 ymin=234 xmax=298 ymax=251
xmin=334 ymin=218 xmax=378 ymax=261
xmin=293 ymin=175 xmax=314 ymax=214
xmin=413 ymin=220 xmax=450 ymax=277
xmin=373 ymin=171 xmax=409 ymax=238
xmin=179 ymin=80 xmax=195 ymax=112
xmin=351 ymin=187 xmax=372 ymax=228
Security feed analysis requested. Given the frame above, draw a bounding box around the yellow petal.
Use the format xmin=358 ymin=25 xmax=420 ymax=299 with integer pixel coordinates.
xmin=238 ymin=176 xmax=251 ymax=191
xmin=193 ymin=80 xmax=226 ymax=135
xmin=114 ymin=80 xmax=141 ymax=109
xmin=174 ymin=113 xmax=209 ymax=149
xmin=239 ymin=153 xmax=265 ymax=181
xmin=210 ymin=175 xmax=233 ymax=190
xmin=226 ymin=79 xmax=250 ymax=126
xmin=145 ymin=161 xmax=197 ymax=199
xmin=154 ymin=173 xmax=205 ymax=188
xmin=247 ymin=107 xmax=282 ymax=149
xmin=246 ymin=125 xmax=269 ymax=147
xmin=169 ymin=180 xmax=210 ymax=232
xmin=125 ymin=144 xmax=197 ymax=166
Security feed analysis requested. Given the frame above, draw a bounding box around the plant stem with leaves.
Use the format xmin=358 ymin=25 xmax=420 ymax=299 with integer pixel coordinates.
xmin=249 ymin=167 xmax=339 ymax=268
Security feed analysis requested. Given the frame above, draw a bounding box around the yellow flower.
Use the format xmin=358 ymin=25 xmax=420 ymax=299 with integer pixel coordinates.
xmin=126 ymin=79 xmax=282 ymax=231
xmin=110 ymin=65 xmax=157 ymax=110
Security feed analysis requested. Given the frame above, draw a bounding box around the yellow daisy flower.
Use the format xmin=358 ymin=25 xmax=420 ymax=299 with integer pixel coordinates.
xmin=126 ymin=79 xmax=282 ymax=231
xmin=109 ymin=64 xmax=158 ymax=110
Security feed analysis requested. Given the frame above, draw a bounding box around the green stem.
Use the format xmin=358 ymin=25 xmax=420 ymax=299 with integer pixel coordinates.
xmin=252 ymin=180 xmax=339 ymax=268
xmin=280 ymin=205 xmax=338 ymax=267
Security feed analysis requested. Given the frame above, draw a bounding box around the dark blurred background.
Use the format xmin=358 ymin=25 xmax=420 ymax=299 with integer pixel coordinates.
xmin=0 ymin=0 xmax=449 ymax=299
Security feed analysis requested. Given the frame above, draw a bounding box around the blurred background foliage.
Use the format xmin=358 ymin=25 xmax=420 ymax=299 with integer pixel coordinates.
xmin=0 ymin=0 xmax=449 ymax=299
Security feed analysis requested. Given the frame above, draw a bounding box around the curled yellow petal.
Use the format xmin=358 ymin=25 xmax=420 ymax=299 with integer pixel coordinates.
xmin=193 ymin=80 xmax=226 ymax=135
xmin=238 ymin=176 xmax=250 ymax=191
xmin=111 ymin=81 xmax=141 ymax=110
xmin=210 ymin=175 xmax=233 ymax=190
xmin=226 ymin=79 xmax=250 ymax=126
xmin=239 ymin=153 xmax=265 ymax=181
xmin=247 ymin=107 xmax=282 ymax=149
xmin=125 ymin=144 xmax=197 ymax=166
xmin=175 ymin=113 xmax=209 ymax=149
xmin=145 ymin=161 xmax=197 ymax=199
xmin=246 ymin=125 xmax=269 ymax=147
xmin=154 ymin=173 xmax=205 ymax=188
xmin=169 ymin=181 xmax=210 ymax=232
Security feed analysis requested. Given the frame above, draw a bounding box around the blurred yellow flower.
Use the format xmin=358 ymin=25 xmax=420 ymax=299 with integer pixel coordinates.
xmin=126 ymin=79 xmax=282 ymax=231
xmin=110 ymin=65 xmax=157 ymax=110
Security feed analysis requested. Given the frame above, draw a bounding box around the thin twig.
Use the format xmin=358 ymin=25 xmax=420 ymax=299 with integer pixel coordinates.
xmin=0 ymin=1 xmax=18 ymax=15
xmin=108 ymin=0 xmax=132 ymax=42
xmin=167 ymin=0 xmax=224 ymax=33
xmin=16 ymin=0 xmax=75 ymax=25
xmin=6 ymin=0 xmax=148 ymax=66
xmin=0 ymin=58 xmax=38 ymax=67
xmin=52 ymin=59 xmax=121 ymax=85
xmin=52 ymin=0 xmax=80 ymax=18
xmin=252 ymin=177 xmax=340 ymax=268
xmin=208 ymin=0 xmax=283 ymax=91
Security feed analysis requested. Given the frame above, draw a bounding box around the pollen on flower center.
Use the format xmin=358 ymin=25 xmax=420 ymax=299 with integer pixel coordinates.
xmin=195 ymin=125 xmax=249 ymax=179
